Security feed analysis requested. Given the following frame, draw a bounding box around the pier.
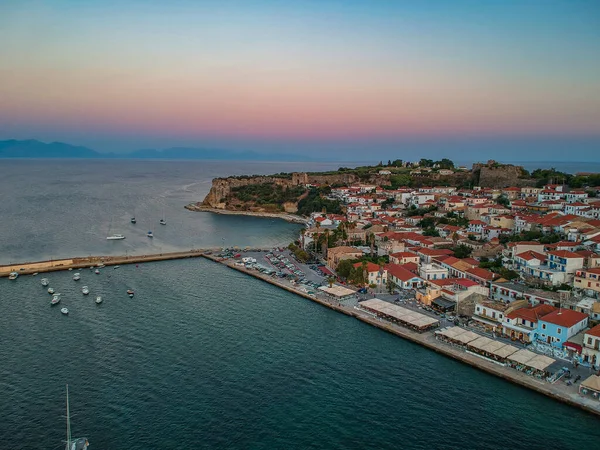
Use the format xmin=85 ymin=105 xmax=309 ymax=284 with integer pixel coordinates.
xmin=0 ymin=248 xmax=226 ymax=277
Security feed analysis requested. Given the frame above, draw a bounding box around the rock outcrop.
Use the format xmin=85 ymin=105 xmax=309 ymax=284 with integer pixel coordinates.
xmin=201 ymin=172 xmax=365 ymax=208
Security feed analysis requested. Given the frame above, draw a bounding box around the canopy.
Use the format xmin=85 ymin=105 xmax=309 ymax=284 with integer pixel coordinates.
xmin=526 ymin=355 xmax=555 ymax=371
xmin=581 ymin=375 xmax=600 ymax=393
xmin=360 ymin=298 xmax=439 ymax=330
xmin=507 ymin=349 xmax=538 ymax=365
xmin=318 ymin=285 xmax=355 ymax=298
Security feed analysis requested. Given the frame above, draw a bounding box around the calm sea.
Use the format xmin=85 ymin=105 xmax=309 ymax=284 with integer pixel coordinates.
xmin=1 ymin=160 xmax=599 ymax=449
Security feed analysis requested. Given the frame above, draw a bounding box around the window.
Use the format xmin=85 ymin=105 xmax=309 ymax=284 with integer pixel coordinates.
xmin=542 ymin=323 xmax=546 ymax=330
xmin=557 ymin=328 xmax=562 ymax=334
xmin=588 ymin=337 xmax=593 ymax=345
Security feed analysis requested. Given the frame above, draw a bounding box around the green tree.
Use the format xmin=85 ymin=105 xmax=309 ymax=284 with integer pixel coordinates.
xmin=496 ymin=195 xmax=510 ymax=207
xmin=453 ymin=244 xmax=473 ymax=259
xmin=336 ymin=259 xmax=355 ymax=279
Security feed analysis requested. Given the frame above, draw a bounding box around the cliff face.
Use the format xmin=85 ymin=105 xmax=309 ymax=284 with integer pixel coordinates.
xmin=201 ymin=172 xmax=364 ymax=208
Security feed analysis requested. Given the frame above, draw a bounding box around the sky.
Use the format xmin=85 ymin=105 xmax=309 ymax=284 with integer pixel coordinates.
xmin=1 ymin=0 xmax=599 ymax=161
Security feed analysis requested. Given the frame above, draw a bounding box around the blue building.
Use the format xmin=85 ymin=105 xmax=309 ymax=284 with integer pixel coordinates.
xmin=536 ymin=309 xmax=589 ymax=348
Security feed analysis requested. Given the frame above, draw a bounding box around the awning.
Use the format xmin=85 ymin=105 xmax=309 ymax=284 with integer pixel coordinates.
xmin=563 ymin=342 xmax=582 ymax=353
xmin=432 ymin=297 xmax=456 ymax=311
xmin=581 ymin=375 xmax=600 ymax=393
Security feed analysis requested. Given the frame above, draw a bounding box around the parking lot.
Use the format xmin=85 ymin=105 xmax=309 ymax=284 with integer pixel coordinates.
xmin=218 ymin=248 xmax=329 ymax=296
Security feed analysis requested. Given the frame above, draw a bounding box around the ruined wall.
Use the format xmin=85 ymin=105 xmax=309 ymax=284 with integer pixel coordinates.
xmin=473 ymin=164 xmax=535 ymax=188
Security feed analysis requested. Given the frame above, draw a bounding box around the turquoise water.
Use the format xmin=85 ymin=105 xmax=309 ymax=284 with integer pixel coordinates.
xmin=1 ymin=259 xmax=599 ymax=449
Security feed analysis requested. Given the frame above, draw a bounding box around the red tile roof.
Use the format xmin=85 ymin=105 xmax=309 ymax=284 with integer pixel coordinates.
xmin=385 ymin=263 xmax=422 ymax=282
xmin=540 ymin=309 xmax=588 ymax=328
xmin=454 ymin=278 xmax=479 ymax=288
xmin=506 ymin=304 xmax=557 ymax=322
xmin=465 ymin=267 xmax=496 ymax=281
xmin=352 ymin=262 xmax=381 ymax=273
xmin=515 ymin=250 xmax=547 ymax=261
xmin=587 ymin=324 xmax=600 ymax=339
xmin=548 ymin=250 xmax=583 ymax=259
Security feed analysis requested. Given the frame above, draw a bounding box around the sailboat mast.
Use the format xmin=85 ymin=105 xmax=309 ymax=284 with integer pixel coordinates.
xmin=66 ymin=384 xmax=71 ymax=449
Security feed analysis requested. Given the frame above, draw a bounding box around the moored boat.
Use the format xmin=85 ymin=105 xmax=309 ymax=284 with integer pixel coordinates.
xmin=113 ymin=265 xmax=120 ymax=269
xmin=82 ymin=286 xmax=89 ymax=295
xmin=48 ymin=287 xmax=55 ymax=294
xmin=73 ymin=273 xmax=81 ymax=281
xmin=41 ymin=278 xmax=50 ymax=286
xmin=51 ymin=295 xmax=61 ymax=306
xmin=9 ymin=272 xmax=19 ymax=280
xmin=95 ymin=296 xmax=102 ymax=304
xmin=147 ymin=230 xmax=153 ymax=238
xmin=106 ymin=234 xmax=125 ymax=240
xmin=61 ymin=307 xmax=69 ymax=315
xmin=95 ymin=269 xmax=100 ymax=275
xmin=131 ymin=217 xmax=136 ymax=224
xmin=127 ymin=289 xmax=134 ymax=298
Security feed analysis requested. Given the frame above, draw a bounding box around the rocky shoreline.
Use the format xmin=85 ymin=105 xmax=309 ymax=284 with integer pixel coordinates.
xmin=185 ymin=203 xmax=309 ymax=224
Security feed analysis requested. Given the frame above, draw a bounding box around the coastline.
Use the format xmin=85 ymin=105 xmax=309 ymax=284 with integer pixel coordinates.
xmin=185 ymin=203 xmax=309 ymax=224
xmin=203 ymin=253 xmax=600 ymax=418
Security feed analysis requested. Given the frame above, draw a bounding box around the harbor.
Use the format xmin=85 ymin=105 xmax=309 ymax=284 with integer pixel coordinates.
xmin=4 ymin=247 xmax=600 ymax=419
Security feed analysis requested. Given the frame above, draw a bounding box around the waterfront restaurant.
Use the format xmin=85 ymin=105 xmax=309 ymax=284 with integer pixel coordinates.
xmin=465 ymin=336 xmax=520 ymax=363
xmin=579 ymin=375 xmax=600 ymax=399
xmin=318 ymin=284 xmax=356 ymax=299
xmin=507 ymin=349 xmax=555 ymax=377
xmin=435 ymin=327 xmax=480 ymax=346
xmin=359 ymin=298 xmax=439 ymax=332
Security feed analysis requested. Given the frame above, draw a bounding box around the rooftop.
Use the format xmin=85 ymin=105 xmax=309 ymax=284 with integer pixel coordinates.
xmin=539 ymin=309 xmax=588 ymax=328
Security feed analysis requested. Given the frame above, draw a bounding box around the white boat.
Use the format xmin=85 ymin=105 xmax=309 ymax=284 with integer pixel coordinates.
xmin=95 ymin=296 xmax=102 ymax=304
xmin=8 ymin=272 xmax=19 ymax=280
xmin=41 ymin=278 xmax=49 ymax=286
xmin=147 ymin=231 xmax=154 ymax=238
xmin=82 ymin=286 xmax=89 ymax=295
xmin=127 ymin=289 xmax=134 ymax=298
xmin=95 ymin=269 xmax=100 ymax=275
xmin=61 ymin=307 xmax=69 ymax=315
xmin=51 ymin=295 xmax=61 ymax=306
xmin=106 ymin=234 xmax=125 ymax=240
xmin=32 ymin=272 xmax=38 ymax=276
xmin=64 ymin=385 xmax=89 ymax=450
xmin=48 ymin=287 xmax=55 ymax=294
xmin=113 ymin=265 xmax=120 ymax=270
xmin=160 ymin=207 xmax=167 ymax=225
xmin=73 ymin=273 xmax=81 ymax=281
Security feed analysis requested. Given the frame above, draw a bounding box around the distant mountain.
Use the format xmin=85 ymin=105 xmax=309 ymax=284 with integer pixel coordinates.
xmin=0 ymin=139 xmax=100 ymax=158
xmin=0 ymin=139 xmax=313 ymax=161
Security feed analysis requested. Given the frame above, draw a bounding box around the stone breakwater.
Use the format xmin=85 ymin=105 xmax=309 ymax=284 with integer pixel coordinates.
xmin=185 ymin=204 xmax=309 ymax=224
xmin=204 ymin=253 xmax=600 ymax=418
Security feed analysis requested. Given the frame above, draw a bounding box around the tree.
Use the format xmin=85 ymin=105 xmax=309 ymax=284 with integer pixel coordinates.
xmin=419 ymin=158 xmax=434 ymax=168
xmin=386 ymin=278 xmax=396 ymax=294
xmin=327 ymin=276 xmax=336 ymax=288
xmin=419 ymin=217 xmax=436 ymax=229
xmin=336 ymin=259 xmax=355 ymax=279
xmin=496 ymin=195 xmax=510 ymax=207
xmin=453 ymin=244 xmax=473 ymax=259
xmin=436 ymin=158 xmax=455 ymax=169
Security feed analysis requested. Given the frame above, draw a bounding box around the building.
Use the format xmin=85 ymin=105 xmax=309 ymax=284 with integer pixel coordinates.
xmin=502 ymin=304 xmax=556 ymax=343
xmin=536 ymin=309 xmax=589 ymax=348
xmin=352 ymin=262 xmax=387 ymax=286
xmin=490 ymin=281 xmax=564 ymax=307
xmin=574 ymin=268 xmax=600 ymax=296
xmin=582 ymin=325 xmax=600 ymax=366
xmin=327 ymin=246 xmax=363 ymax=270
xmin=419 ymin=263 xmax=449 ymax=281
xmin=473 ymin=301 xmax=511 ymax=333
xmin=389 ymin=251 xmax=420 ymax=265
xmin=386 ymin=264 xmax=425 ymax=290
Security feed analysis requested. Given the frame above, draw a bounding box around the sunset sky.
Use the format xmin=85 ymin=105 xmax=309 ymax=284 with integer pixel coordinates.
xmin=1 ymin=0 xmax=599 ymax=161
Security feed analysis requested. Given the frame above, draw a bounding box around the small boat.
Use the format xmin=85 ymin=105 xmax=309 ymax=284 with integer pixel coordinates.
xmin=106 ymin=234 xmax=126 ymax=240
xmin=61 ymin=307 xmax=69 ymax=315
xmin=64 ymin=385 xmax=89 ymax=450
xmin=97 ymin=264 xmax=105 ymax=268
xmin=127 ymin=289 xmax=134 ymax=298
xmin=113 ymin=265 xmax=120 ymax=270
xmin=73 ymin=273 xmax=81 ymax=281
xmin=41 ymin=278 xmax=49 ymax=286
xmin=147 ymin=231 xmax=153 ymax=238
xmin=95 ymin=296 xmax=102 ymax=304
xmin=95 ymin=269 xmax=100 ymax=275
xmin=68 ymin=268 xmax=73 ymax=271
xmin=131 ymin=217 xmax=136 ymax=224
xmin=33 ymin=272 xmax=38 ymax=276
xmin=51 ymin=295 xmax=61 ymax=306
xmin=8 ymin=272 xmax=19 ymax=280
xmin=159 ymin=219 xmax=166 ymax=225
xmin=48 ymin=287 xmax=55 ymax=294
xmin=82 ymin=286 xmax=89 ymax=295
